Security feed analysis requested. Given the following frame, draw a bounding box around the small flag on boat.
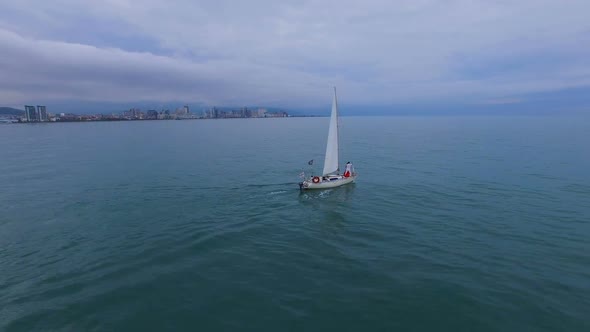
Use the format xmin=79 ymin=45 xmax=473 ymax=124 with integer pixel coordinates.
xmin=308 ymin=159 xmax=314 ymax=165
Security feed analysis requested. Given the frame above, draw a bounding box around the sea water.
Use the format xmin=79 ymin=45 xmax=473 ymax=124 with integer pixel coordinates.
xmin=0 ymin=116 xmax=589 ymax=331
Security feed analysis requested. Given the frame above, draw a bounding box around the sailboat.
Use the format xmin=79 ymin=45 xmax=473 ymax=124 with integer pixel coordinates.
xmin=299 ymin=88 xmax=357 ymax=190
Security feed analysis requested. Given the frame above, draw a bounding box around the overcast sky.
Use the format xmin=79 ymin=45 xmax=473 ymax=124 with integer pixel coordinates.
xmin=1 ymin=0 xmax=589 ymax=113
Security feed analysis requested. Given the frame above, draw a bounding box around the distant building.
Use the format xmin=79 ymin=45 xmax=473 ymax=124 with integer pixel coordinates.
xmin=24 ymin=105 xmax=38 ymax=122
xmin=37 ymin=105 xmax=47 ymax=121
xmin=157 ymin=109 xmax=171 ymax=120
xmin=123 ymin=108 xmax=142 ymax=119
xmin=265 ymin=111 xmax=288 ymax=118
xmin=147 ymin=110 xmax=158 ymax=119
xmin=255 ymin=108 xmax=267 ymax=117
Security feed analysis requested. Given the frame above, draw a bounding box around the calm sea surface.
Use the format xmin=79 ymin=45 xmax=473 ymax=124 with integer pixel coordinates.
xmin=1 ymin=116 xmax=589 ymax=331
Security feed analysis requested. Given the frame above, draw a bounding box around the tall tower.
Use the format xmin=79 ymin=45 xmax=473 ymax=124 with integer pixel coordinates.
xmin=24 ymin=105 xmax=37 ymax=122
xmin=37 ymin=105 xmax=47 ymax=121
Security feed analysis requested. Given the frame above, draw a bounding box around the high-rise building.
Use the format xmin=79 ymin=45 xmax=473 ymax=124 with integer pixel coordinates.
xmin=147 ymin=110 xmax=158 ymax=119
xmin=256 ymin=108 xmax=267 ymax=117
xmin=37 ymin=105 xmax=47 ymax=121
xmin=24 ymin=105 xmax=37 ymax=122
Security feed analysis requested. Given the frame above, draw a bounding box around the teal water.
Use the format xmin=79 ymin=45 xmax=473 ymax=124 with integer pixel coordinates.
xmin=1 ymin=116 xmax=589 ymax=331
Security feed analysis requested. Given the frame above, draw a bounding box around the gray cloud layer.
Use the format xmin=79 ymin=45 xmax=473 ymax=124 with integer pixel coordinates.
xmin=1 ymin=0 xmax=589 ymax=109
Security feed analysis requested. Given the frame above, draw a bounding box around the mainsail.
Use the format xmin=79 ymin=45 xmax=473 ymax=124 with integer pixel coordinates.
xmin=322 ymin=88 xmax=339 ymax=175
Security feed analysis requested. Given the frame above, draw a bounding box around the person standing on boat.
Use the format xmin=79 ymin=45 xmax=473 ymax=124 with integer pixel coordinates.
xmin=344 ymin=162 xmax=353 ymax=178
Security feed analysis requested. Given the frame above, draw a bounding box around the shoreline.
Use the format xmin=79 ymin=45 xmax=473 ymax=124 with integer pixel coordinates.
xmin=3 ymin=114 xmax=322 ymax=124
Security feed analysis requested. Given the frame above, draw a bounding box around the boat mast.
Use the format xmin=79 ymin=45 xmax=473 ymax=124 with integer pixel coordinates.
xmin=334 ymin=86 xmax=340 ymax=173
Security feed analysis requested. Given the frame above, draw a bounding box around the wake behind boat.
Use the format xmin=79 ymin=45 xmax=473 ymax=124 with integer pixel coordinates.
xmin=299 ymin=88 xmax=357 ymax=190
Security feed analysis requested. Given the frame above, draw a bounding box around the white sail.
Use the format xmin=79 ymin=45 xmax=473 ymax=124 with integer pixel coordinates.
xmin=322 ymin=88 xmax=339 ymax=175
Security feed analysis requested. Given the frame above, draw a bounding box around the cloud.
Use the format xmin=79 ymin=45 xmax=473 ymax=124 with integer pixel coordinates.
xmin=0 ymin=28 xmax=333 ymax=106
xmin=1 ymin=0 xmax=589 ymax=111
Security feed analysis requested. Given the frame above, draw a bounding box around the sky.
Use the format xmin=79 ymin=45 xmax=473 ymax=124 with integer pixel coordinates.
xmin=1 ymin=0 xmax=589 ymax=114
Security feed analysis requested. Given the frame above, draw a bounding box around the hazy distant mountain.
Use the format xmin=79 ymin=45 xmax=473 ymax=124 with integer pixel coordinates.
xmin=0 ymin=107 xmax=24 ymax=116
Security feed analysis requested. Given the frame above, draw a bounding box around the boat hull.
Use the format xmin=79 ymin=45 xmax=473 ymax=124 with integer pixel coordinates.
xmin=300 ymin=174 xmax=357 ymax=190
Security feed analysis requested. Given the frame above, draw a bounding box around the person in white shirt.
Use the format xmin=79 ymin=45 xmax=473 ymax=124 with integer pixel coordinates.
xmin=344 ymin=162 xmax=353 ymax=178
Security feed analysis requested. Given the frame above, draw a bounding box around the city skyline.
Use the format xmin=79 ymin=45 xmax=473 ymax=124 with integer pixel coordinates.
xmin=1 ymin=1 xmax=590 ymax=114
xmin=1 ymin=104 xmax=291 ymax=123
